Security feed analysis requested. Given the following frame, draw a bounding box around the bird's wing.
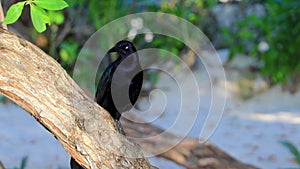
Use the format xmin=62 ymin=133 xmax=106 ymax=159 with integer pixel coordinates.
xmin=95 ymin=64 xmax=113 ymax=104
xmin=129 ymin=71 xmax=143 ymax=105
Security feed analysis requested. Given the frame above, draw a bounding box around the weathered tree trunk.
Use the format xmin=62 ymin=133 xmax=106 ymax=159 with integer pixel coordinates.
xmin=0 ymin=28 xmax=154 ymax=169
xmin=122 ymin=115 xmax=259 ymax=169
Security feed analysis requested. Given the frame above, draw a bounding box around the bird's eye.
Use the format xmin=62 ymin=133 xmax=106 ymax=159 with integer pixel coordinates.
xmin=125 ymin=46 xmax=129 ymax=50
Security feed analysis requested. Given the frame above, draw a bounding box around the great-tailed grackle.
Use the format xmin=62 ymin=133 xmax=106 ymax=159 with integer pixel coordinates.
xmin=95 ymin=40 xmax=143 ymax=133
xmin=70 ymin=40 xmax=143 ymax=169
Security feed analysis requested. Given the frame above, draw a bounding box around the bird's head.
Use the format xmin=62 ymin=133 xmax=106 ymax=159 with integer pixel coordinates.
xmin=108 ymin=40 xmax=137 ymax=59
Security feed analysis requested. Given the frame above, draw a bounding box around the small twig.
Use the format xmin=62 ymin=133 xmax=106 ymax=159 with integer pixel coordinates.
xmin=0 ymin=0 xmax=7 ymax=30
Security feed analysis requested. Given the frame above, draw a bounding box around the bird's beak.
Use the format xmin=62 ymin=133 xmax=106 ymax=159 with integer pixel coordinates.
xmin=108 ymin=46 xmax=117 ymax=53
xmin=104 ymin=46 xmax=117 ymax=58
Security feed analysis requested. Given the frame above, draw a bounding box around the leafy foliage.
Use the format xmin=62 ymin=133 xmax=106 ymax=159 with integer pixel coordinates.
xmin=59 ymin=0 xmax=218 ymax=83
xmin=59 ymin=38 xmax=79 ymax=69
xmin=30 ymin=4 xmax=51 ymax=33
xmin=261 ymin=0 xmax=300 ymax=83
xmin=4 ymin=0 xmax=68 ymax=32
xmin=148 ymin=0 xmax=218 ymax=55
xmin=3 ymin=0 xmax=216 ymax=72
xmin=33 ymin=0 xmax=68 ymax=10
xmin=47 ymin=10 xmax=65 ymax=25
xmin=63 ymin=0 xmax=217 ymax=55
xmin=3 ymin=2 xmax=26 ymax=25
xmin=223 ymin=0 xmax=300 ymax=83
xmin=5 ymin=0 xmax=299 ymax=85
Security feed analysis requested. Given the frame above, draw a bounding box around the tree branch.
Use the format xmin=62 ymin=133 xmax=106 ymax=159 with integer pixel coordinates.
xmin=0 ymin=28 xmax=154 ymax=169
xmin=0 ymin=1 xmax=7 ymax=30
xmin=122 ymin=115 xmax=259 ymax=169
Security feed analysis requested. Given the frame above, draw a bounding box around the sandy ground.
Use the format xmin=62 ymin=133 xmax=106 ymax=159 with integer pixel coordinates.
xmin=0 ymin=52 xmax=300 ymax=169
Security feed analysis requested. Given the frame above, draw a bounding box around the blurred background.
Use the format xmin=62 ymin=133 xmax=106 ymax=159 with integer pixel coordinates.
xmin=0 ymin=0 xmax=300 ymax=169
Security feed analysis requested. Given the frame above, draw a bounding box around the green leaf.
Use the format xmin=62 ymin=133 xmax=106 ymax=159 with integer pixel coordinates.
xmin=34 ymin=0 xmax=69 ymax=10
xmin=3 ymin=1 xmax=26 ymax=25
xmin=59 ymin=38 xmax=79 ymax=65
xmin=238 ymin=30 xmax=254 ymax=39
xmin=48 ymin=11 xmax=64 ymax=25
xmin=30 ymin=5 xmax=50 ymax=33
xmin=280 ymin=140 xmax=300 ymax=165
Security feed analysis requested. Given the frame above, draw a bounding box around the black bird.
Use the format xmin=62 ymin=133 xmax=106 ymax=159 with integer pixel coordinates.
xmin=95 ymin=40 xmax=143 ymax=133
xmin=70 ymin=40 xmax=143 ymax=169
